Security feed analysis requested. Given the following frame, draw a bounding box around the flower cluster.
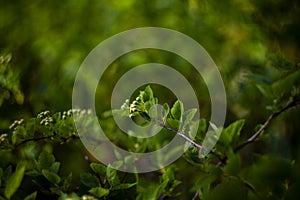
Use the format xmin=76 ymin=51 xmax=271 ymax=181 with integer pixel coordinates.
xmin=37 ymin=110 xmax=53 ymax=126
xmin=9 ymin=119 xmax=24 ymax=130
xmin=62 ymin=108 xmax=92 ymax=119
xmin=130 ymin=96 xmax=141 ymax=113
xmin=0 ymin=133 xmax=7 ymax=142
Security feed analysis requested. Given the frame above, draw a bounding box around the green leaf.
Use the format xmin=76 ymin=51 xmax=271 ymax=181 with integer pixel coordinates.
xmin=106 ymin=166 xmax=120 ymax=187
xmin=89 ymin=187 xmax=109 ymax=198
xmin=42 ymin=169 xmax=61 ymax=185
xmin=272 ymin=70 xmax=300 ymax=97
xmin=90 ymin=163 xmax=106 ymax=176
xmin=80 ymin=172 xmax=100 ymax=188
xmin=49 ymin=162 xmax=60 ymax=174
xmin=136 ymin=182 xmax=161 ymax=200
xmin=219 ymin=119 xmax=245 ymax=148
xmin=205 ymin=179 xmax=247 ymax=200
xmin=200 ymin=128 xmax=222 ymax=158
xmin=50 ymin=187 xmax=63 ymax=196
xmin=181 ymin=108 xmax=197 ymax=131
xmin=170 ymin=100 xmax=184 ymax=121
xmin=184 ymin=108 xmax=197 ymax=122
xmin=58 ymin=193 xmax=80 ymax=200
xmin=24 ymin=191 xmax=37 ymax=200
xmin=38 ymin=151 xmax=55 ymax=170
xmin=162 ymin=103 xmax=170 ymax=120
xmin=222 ymin=151 xmax=242 ymax=176
xmin=143 ymin=85 xmax=154 ymax=102
xmin=194 ymin=173 xmax=219 ymax=197
xmin=3 ymin=165 xmax=13 ymax=181
xmin=4 ymin=164 xmax=26 ymax=199
xmin=160 ymin=168 xmax=181 ymax=193
xmin=256 ymin=84 xmax=274 ymax=98
xmin=166 ymin=118 xmax=180 ymax=130
xmin=112 ymin=183 xmax=137 ymax=191
xmin=62 ymin=172 xmax=72 ymax=191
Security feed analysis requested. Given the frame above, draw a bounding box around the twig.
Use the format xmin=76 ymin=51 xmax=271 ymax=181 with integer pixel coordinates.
xmin=159 ymin=122 xmax=222 ymax=161
xmin=216 ymin=99 xmax=300 ymax=167
xmin=159 ymin=123 xmax=209 ymax=152
xmin=14 ymin=133 xmax=79 ymax=149
xmin=234 ymin=99 xmax=300 ymax=152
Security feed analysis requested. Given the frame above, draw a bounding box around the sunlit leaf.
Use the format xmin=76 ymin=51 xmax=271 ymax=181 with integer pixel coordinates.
xmin=89 ymin=187 xmax=109 ymax=198
xmin=4 ymin=164 xmax=26 ymax=199
xmin=170 ymin=100 xmax=184 ymax=121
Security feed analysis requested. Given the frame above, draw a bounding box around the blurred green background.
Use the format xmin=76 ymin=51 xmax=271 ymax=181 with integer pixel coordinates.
xmin=1 ymin=0 xmax=299 ymax=136
xmin=1 ymin=0 xmax=300 ymax=196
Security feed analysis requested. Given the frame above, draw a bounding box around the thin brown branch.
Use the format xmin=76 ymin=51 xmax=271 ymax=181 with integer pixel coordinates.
xmin=159 ymin=122 xmax=222 ymax=161
xmin=234 ymin=99 xmax=300 ymax=153
xmin=14 ymin=133 xmax=79 ymax=149
xmin=215 ymin=99 xmax=300 ymax=167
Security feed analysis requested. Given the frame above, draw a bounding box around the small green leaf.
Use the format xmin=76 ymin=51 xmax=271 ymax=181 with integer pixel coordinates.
xmin=4 ymin=164 xmax=26 ymax=199
xmin=106 ymin=166 xmax=120 ymax=187
xmin=143 ymin=85 xmax=154 ymax=102
xmin=89 ymin=187 xmax=109 ymax=198
xmin=90 ymin=163 xmax=106 ymax=176
xmin=170 ymin=100 xmax=184 ymax=121
xmin=80 ymin=172 xmax=100 ymax=188
xmin=49 ymin=162 xmax=60 ymax=174
xmin=38 ymin=151 xmax=55 ymax=170
xmin=220 ymin=119 xmax=245 ymax=146
xmin=181 ymin=108 xmax=198 ymax=131
xmin=136 ymin=182 xmax=161 ymax=200
xmin=112 ymin=183 xmax=137 ymax=190
xmin=222 ymin=151 xmax=242 ymax=175
xmin=50 ymin=187 xmax=63 ymax=196
xmin=3 ymin=165 xmax=13 ymax=181
xmin=162 ymin=103 xmax=170 ymax=120
xmin=58 ymin=193 xmax=80 ymax=200
xmin=184 ymin=108 xmax=197 ymax=123
xmin=24 ymin=191 xmax=37 ymax=200
xmin=166 ymin=118 xmax=180 ymax=130
xmin=62 ymin=172 xmax=72 ymax=191
xmin=205 ymin=179 xmax=247 ymax=200
xmin=42 ymin=169 xmax=61 ymax=185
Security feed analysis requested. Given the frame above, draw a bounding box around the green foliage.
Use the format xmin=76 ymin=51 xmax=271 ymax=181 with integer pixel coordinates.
xmin=1 ymin=0 xmax=300 ymax=199
xmin=4 ymin=164 xmax=25 ymax=199
xmin=0 ymin=53 xmax=24 ymax=107
xmin=0 ymin=81 xmax=298 ymax=199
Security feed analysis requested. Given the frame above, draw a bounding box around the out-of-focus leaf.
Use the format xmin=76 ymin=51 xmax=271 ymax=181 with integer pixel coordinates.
xmin=112 ymin=183 xmax=136 ymax=191
xmin=205 ymin=179 xmax=247 ymax=200
xmin=42 ymin=169 xmax=61 ymax=185
xmin=49 ymin=162 xmax=60 ymax=174
xmin=58 ymin=193 xmax=80 ymax=200
xmin=4 ymin=164 xmax=26 ymax=199
xmin=80 ymin=172 xmax=100 ymax=188
xmin=106 ymin=166 xmax=120 ymax=187
xmin=38 ymin=151 xmax=55 ymax=170
xmin=24 ymin=191 xmax=37 ymax=200
xmin=90 ymin=163 xmax=106 ymax=176
xmin=89 ymin=187 xmax=109 ymax=198
xmin=62 ymin=172 xmax=72 ymax=191
xmin=222 ymin=151 xmax=242 ymax=175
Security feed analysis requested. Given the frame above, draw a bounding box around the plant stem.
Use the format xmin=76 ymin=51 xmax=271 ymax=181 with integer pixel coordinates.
xmin=158 ymin=122 xmax=222 ymax=161
xmin=234 ymin=98 xmax=300 ymax=152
